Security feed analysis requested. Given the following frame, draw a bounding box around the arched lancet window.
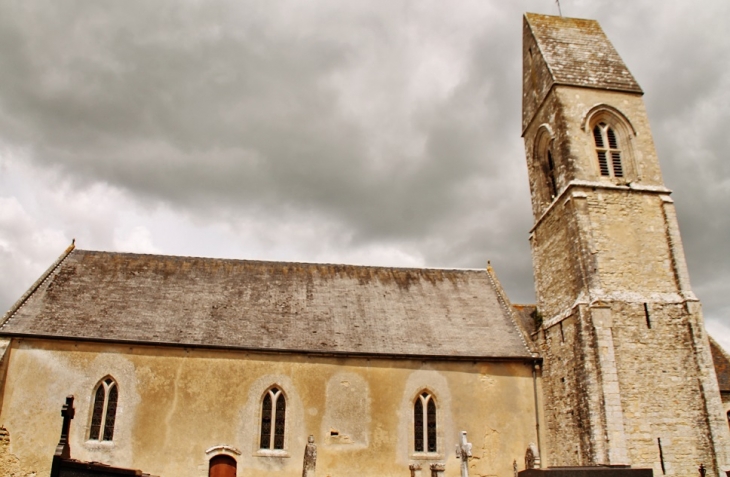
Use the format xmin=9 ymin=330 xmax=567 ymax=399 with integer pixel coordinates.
xmin=260 ymin=387 xmax=286 ymax=450
xmin=546 ymin=146 xmax=558 ymax=198
xmin=209 ymin=454 xmax=237 ymax=477
xmin=592 ymin=122 xmax=624 ymax=178
xmin=89 ymin=377 xmax=118 ymax=441
xmin=414 ymin=391 xmax=437 ymax=453
xmin=534 ymin=126 xmax=558 ymax=204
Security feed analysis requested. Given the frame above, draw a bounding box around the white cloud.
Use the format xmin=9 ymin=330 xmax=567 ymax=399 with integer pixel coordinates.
xmin=0 ymin=1 xmax=728 ymax=338
xmin=707 ymin=318 xmax=730 ymax=355
xmin=114 ymin=226 xmax=160 ymax=255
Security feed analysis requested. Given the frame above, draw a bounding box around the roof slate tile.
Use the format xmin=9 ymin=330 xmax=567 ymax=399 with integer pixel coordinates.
xmin=525 ymin=13 xmax=642 ymax=94
xmin=0 ymin=249 xmax=533 ymax=359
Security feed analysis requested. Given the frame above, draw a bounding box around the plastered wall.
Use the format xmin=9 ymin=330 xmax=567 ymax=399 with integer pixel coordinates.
xmin=0 ymin=339 xmax=540 ymax=477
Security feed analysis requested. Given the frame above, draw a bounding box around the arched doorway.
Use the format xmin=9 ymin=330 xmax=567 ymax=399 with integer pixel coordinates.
xmin=209 ymin=454 xmax=237 ymax=477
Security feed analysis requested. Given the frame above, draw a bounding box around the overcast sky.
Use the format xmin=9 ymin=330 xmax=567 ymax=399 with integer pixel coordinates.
xmin=1 ymin=1 xmax=729 ymax=349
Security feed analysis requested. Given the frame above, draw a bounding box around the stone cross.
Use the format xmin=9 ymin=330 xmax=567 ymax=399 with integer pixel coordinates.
xmin=302 ymin=434 xmax=317 ymax=477
xmin=455 ymin=430 xmax=472 ymax=477
xmin=55 ymin=395 xmax=75 ymax=459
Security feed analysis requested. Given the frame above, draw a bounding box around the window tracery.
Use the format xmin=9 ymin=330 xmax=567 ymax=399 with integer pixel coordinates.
xmin=414 ymin=391 xmax=437 ymax=453
xmin=593 ymin=122 xmax=624 ymax=178
xmin=260 ymin=387 xmax=286 ymax=450
xmin=89 ymin=377 xmax=118 ymax=441
xmin=584 ymin=105 xmax=637 ymax=181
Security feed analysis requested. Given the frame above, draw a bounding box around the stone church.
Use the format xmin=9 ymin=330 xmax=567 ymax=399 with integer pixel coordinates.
xmin=1 ymin=12 xmax=729 ymax=477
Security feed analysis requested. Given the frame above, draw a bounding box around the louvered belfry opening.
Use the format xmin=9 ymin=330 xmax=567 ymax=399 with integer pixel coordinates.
xmin=593 ymin=122 xmax=623 ymax=178
xmin=260 ymin=387 xmax=286 ymax=450
xmin=89 ymin=377 xmax=118 ymax=441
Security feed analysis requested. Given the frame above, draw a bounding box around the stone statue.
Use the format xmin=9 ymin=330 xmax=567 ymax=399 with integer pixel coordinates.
xmin=525 ymin=443 xmax=541 ymax=470
xmin=302 ymin=435 xmax=317 ymax=477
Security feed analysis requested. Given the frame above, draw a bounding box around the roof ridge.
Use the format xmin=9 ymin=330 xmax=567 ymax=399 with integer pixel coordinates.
xmin=71 ymin=248 xmax=490 ymax=273
xmin=0 ymin=242 xmax=76 ymax=329
xmin=485 ymin=264 xmax=536 ymax=356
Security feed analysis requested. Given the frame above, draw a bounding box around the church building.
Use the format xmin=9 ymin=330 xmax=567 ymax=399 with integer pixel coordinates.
xmin=1 ymin=13 xmax=729 ymax=477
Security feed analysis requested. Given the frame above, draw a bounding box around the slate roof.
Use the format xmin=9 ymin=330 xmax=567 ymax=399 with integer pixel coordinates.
xmin=710 ymin=337 xmax=730 ymax=392
xmin=525 ymin=13 xmax=642 ymax=94
xmin=0 ymin=248 xmax=534 ymax=359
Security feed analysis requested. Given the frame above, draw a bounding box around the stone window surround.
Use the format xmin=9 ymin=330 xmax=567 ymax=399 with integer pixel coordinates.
xmin=582 ymin=104 xmax=637 ymax=183
xmin=255 ymin=385 xmax=291 ymax=458
xmin=86 ymin=375 xmax=118 ymax=443
xmin=412 ymin=389 xmax=440 ymax=460
xmin=533 ymin=124 xmax=559 ymax=208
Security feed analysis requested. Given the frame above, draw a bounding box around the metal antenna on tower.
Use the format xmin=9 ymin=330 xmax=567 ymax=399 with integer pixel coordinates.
xmin=555 ymin=0 xmax=563 ymax=16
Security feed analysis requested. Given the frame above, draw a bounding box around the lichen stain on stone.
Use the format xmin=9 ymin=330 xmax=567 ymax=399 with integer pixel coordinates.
xmin=0 ymin=426 xmax=34 ymax=477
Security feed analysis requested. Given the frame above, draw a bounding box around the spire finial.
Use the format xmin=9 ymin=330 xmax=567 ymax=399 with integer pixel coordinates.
xmin=555 ymin=0 xmax=563 ymax=16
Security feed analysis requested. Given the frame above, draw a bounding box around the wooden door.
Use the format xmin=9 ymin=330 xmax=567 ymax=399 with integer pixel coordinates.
xmin=209 ymin=454 xmax=237 ymax=477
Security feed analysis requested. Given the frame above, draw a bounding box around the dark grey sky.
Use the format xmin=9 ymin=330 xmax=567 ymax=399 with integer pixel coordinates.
xmin=1 ymin=1 xmax=728 ymax=347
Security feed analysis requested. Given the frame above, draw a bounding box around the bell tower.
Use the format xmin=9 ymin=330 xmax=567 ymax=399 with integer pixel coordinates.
xmin=522 ymin=13 xmax=730 ymax=476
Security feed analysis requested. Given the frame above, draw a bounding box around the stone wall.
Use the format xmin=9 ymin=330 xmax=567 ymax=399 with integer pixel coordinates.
xmin=611 ymin=302 xmax=716 ymax=474
xmin=0 ymin=338 xmax=540 ymax=477
xmin=535 ymin=299 xmax=729 ymax=475
xmin=524 ymin=27 xmax=730 ymax=476
xmin=536 ymin=310 xmax=593 ymax=466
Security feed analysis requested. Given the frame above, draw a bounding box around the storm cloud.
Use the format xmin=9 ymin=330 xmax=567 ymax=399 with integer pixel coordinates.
xmin=1 ymin=1 xmax=729 ymax=347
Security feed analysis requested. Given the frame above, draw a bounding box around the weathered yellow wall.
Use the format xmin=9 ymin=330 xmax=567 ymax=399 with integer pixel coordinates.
xmin=0 ymin=338 xmax=540 ymax=477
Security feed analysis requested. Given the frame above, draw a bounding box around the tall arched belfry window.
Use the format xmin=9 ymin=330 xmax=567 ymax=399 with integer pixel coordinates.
xmin=89 ymin=377 xmax=118 ymax=441
xmin=414 ymin=391 xmax=437 ymax=453
xmin=546 ymin=146 xmax=558 ymax=198
xmin=534 ymin=126 xmax=558 ymax=206
xmin=593 ymin=122 xmax=624 ymax=178
xmin=260 ymin=387 xmax=286 ymax=450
